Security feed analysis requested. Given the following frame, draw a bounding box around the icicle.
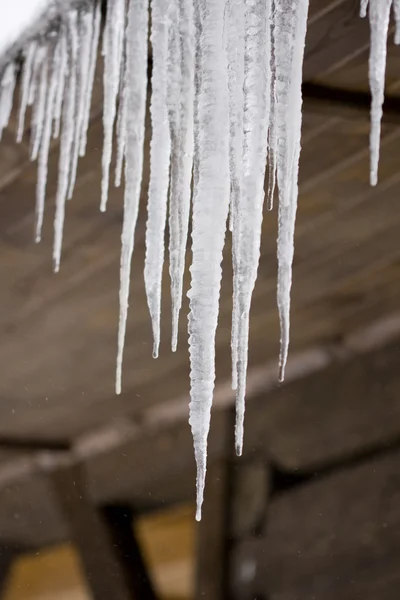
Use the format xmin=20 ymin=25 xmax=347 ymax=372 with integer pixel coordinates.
xmin=80 ymin=0 xmax=102 ymax=156
xmin=116 ymin=0 xmax=149 ymax=395
xmin=168 ymin=0 xmax=195 ymax=352
xmin=231 ymin=0 xmax=271 ymax=456
xmin=274 ymin=0 xmax=309 ymax=382
xmin=17 ymin=42 xmax=37 ymax=143
xmin=0 ymin=63 xmax=17 ymax=140
xmin=101 ymin=0 xmax=126 ymax=212
xmin=267 ymin=10 xmax=277 ymax=211
xmin=68 ymin=9 xmax=94 ymax=200
xmin=115 ymin=11 xmax=129 ymax=189
xmin=28 ymin=45 xmax=46 ymax=108
xmin=53 ymin=11 xmax=79 ymax=272
xmin=114 ymin=52 xmax=127 ymax=187
xmin=144 ymin=0 xmax=172 ymax=359
xmin=53 ymin=32 xmax=68 ymax=140
xmin=36 ymin=40 xmax=61 ymax=242
xmin=31 ymin=47 xmax=49 ymax=161
xmin=188 ymin=0 xmax=230 ymax=521
xmin=226 ymin=0 xmax=245 ymax=392
xmin=367 ymin=0 xmax=391 ymax=186
xmin=360 ymin=0 xmax=369 ymax=17
xmin=394 ymin=0 xmax=400 ymax=44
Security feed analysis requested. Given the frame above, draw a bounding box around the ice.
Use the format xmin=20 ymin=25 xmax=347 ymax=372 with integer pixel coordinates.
xmin=168 ymin=0 xmax=195 ymax=352
xmin=188 ymin=0 xmax=230 ymax=521
xmin=116 ymin=0 xmax=149 ymax=395
xmin=28 ymin=44 xmax=46 ymax=107
xmin=17 ymin=41 xmax=36 ymax=143
xmin=274 ymin=0 xmax=309 ymax=382
xmin=267 ymin=14 xmax=277 ymax=212
xmin=30 ymin=46 xmax=48 ymax=161
xmin=68 ymin=9 xmax=94 ymax=200
xmin=101 ymin=0 xmax=126 ymax=212
xmin=35 ymin=38 xmax=61 ymax=242
xmin=360 ymin=0 xmax=369 ymax=17
xmin=53 ymin=11 xmax=79 ymax=273
xmin=4 ymin=0 xmax=397 ymax=520
xmin=115 ymin=37 xmax=127 ymax=187
xmin=226 ymin=0 xmax=245 ymax=392
xmin=144 ymin=0 xmax=172 ymax=359
xmin=80 ymin=1 xmax=102 ymax=157
xmin=394 ymin=0 xmax=400 ymax=44
xmin=53 ymin=30 xmax=68 ymax=140
xmin=231 ymin=0 xmax=271 ymax=456
xmin=367 ymin=0 xmax=392 ymax=186
xmin=0 ymin=62 xmax=17 ymax=140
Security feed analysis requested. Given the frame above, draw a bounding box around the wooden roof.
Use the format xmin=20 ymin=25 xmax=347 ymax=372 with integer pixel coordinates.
xmin=0 ymin=0 xmax=400 ymax=547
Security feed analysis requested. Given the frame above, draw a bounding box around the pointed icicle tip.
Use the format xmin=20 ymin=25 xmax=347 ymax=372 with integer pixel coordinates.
xmin=278 ymin=361 xmax=285 ymax=383
xmin=235 ymin=442 xmax=243 ymax=457
xmin=360 ymin=0 xmax=369 ymax=17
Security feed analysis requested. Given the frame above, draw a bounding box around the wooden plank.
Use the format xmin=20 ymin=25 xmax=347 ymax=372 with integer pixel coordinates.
xmin=0 ymin=547 xmax=16 ymax=599
xmin=41 ymin=453 xmax=143 ymax=600
xmin=1 ymin=333 xmax=400 ymax=548
xmin=303 ymin=83 xmax=400 ymax=125
xmin=102 ymin=506 xmax=158 ymax=600
xmin=231 ymin=448 xmax=400 ymax=600
xmin=304 ymin=0 xmax=370 ymax=80
xmin=243 ymin=338 xmax=400 ymax=471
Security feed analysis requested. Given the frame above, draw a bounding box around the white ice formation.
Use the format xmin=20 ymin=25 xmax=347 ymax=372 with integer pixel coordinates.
xmin=0 ymin=0 xmax=396 ymax=518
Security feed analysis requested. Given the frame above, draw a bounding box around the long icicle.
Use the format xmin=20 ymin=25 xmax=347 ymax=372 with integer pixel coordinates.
xmin=227 ymin=0 xmax=245 ymax=393
xmin=267 ymin=5 xmax=277 ymax=211
xmin=80 ymin=0 xmax=102 ymax=156
xmin=116 ymin=0 xmax=149 ymax=395
xmin=101 ymin=0 xmax=126 ymax=212
xmin=144 ymin=0 xmax=173 ymax=359
xmin=188 ymin=0 xmax=230 ymax=521
xmin=232 ymin=0 xmax=272 ymax=456
xmin=31 ymin=46 xmax=49 ymax=161
xmin=0 ymin=63 xmax=17 ymax=140
xmin=53 ymin=12 xmax=78 ymax=273
xmin=35 ymin=40 xmax=61 ymax=242
xmin=53 ymin=32 xmax=68 ymax=140
xmin=275 ymin=0 xmax=309 ymax=382
xmin=366 ymin=0 xmax=392 ymax=186
xmin=168 ymin=0 xmax=195 ymax=352
xmin=68 ymin=8 xmax=94 ymax=200
xmin=115 ymin=31 xmax=128 ymax=187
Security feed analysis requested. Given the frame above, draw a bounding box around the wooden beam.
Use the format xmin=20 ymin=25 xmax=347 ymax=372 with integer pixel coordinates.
xmin=1 ymin=337 xmax=400 ymax=548
xmin=303 ymin=83 xmax=400 ymax=125
xmin=102 ymin=506 xmax=158 ymax=600
xmin=0 ymin=545 xmax=16 ymax=599
xmin=41 ymin=453 xmax=153 ymax=600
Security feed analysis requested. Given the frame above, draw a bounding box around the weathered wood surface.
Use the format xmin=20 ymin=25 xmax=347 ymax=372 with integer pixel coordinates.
xmin=0 ymin=336 xmax=399 ymax=547
xmin=44 ymin=456 xmax=148 ymax=600
xmin=231 ymin=448 xmax=400 ymax=600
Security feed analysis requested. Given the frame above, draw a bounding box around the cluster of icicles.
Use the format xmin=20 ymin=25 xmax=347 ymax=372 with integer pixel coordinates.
xmin=0 ymin=0 xmax=396 ymax=519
